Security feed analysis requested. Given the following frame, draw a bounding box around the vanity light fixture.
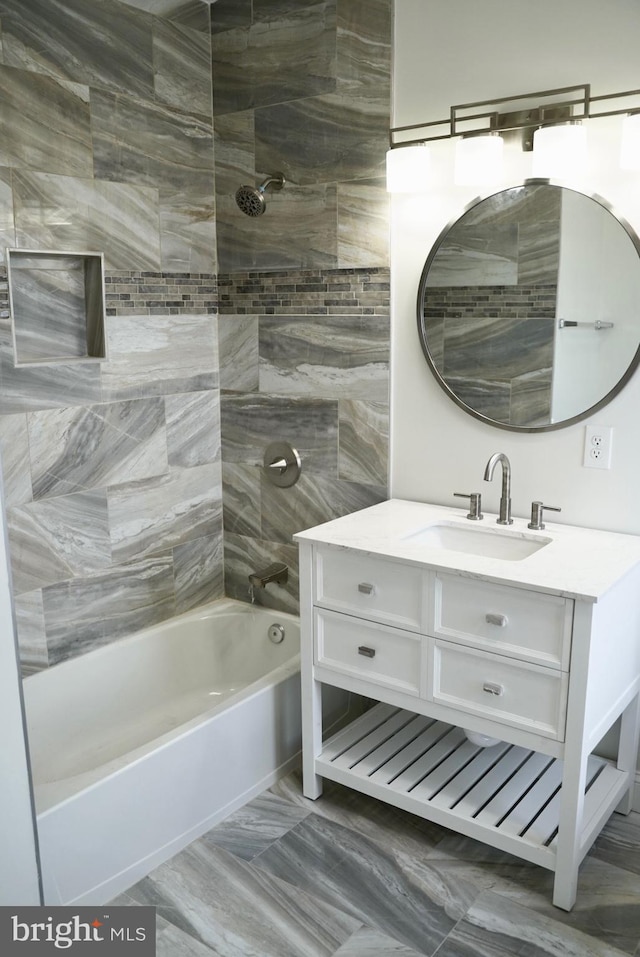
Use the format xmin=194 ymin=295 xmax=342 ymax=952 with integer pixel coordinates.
xmin=385 ymin=142 xmax=430 ymax=192
xmin=531 ymin=123 xmax=588 ymax=180
xmin=620 ymin=112 xmax=640 ymax=170
xmin=454 ymin=133 xmax=504 ymax=186
xmin=388 ymin=83 xmax=640 ymax=190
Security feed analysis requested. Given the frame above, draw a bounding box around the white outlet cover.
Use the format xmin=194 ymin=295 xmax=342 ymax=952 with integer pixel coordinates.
xmin=583 ymin=425 xmax=613 ymax=469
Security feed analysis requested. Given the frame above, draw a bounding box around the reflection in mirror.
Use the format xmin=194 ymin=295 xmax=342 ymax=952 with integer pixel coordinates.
xmin=417 ymin=182 xmax=640 ymax=431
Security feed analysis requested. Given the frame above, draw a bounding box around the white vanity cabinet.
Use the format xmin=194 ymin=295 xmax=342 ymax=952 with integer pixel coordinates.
xmin=296 ymin=499 xmax=640 ymax=911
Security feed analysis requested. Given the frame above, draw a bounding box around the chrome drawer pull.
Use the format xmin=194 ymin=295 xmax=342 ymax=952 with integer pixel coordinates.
xmin=358 ymin=582 xmax=375 ymax=595
xmin=483 ymin=681 xmax=504 ymax=696
xmin=358 ymin=645 xmax=376 ymax=658
xmin=485 ymin=613 xmax=507 ymax=627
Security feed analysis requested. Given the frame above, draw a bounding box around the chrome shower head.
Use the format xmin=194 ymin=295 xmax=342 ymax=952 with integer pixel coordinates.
xmin=235 ymin=172 xmax=285 ymax=216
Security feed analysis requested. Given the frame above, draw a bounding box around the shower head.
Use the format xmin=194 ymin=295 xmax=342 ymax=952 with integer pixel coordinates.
xmin=235 ymin=172 xmax=285 ymax=217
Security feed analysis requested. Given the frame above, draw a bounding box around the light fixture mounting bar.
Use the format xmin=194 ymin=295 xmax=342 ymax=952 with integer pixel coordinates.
xmin=390 ymin=82 xmax=640 ymax=149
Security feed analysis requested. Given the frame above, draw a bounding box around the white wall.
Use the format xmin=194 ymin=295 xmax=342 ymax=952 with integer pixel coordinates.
xmin=390 ymin=0 xmax=640 ymax=535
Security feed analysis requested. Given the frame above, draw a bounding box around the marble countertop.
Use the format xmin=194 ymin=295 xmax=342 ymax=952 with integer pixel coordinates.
xmin=294 ymin=499 xmax=640 ymax=602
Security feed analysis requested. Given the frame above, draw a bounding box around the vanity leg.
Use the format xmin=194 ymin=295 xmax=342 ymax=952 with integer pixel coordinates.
xmin=615 ymin=690 xmax=640 ymax=815
xmin=299 ymin=542 xmax=323 ymax=800
xmin=552 ymin=743 xmax=590 ymax=910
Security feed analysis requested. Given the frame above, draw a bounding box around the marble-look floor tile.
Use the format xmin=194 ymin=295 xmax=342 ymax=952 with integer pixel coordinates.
xmin=127 ymin=840 xmax=361 ymax=957
xmin=591 ymin=810 xmax=640 ymax=874
xmin=333 ymin=925 xmax=425 ymax=957
xmin=199 ymin=790 xmax=312 ymax=861
xmin=253 ymin=811 xmax=474 ymax=955
xmin=434 ymin=887 xmax=630 ymax=957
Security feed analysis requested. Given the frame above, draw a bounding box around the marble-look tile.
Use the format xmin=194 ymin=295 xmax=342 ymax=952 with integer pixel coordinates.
xmin=443 ymin=316 xmax=554 ymax=381
xmin=333 ymin=925 xmax=425 ymax=957
xmin=0 ymin=412 xmax=32 ymax=506
xmin=255 ymin=90 xmax=387 ymax=186
xmin=91 ymin=90 xmax=214 ymax=196
xmin=0 ymin=320 xmax=102 ymax=415
xmin=510 ymin=369 xmax=552 ymax=428
xmin=121 ymin=0 xmax=210 ymax=32
xmin=221 ymin=463 xmax=261 ymax=538
xmin=338 ymin=399 xmax=388 ymax=486
xmin=336 ymin=0 xmax=391 ymax=95
xmin=127 ymin=840 xmax=360 ymax=956
xmin=42 ymin=554 xmax=176 ymax=664
xmin=434 ymin=887 xmax=630 ymax=957
xmin=0 ymin=65 xmax=92 ymax=176
xmin=12 ymin=171 xmax=161 ymax=272
xmin=172 ymin=530 xmax=224 ymax=614
xmin=258 ymin=315 xmax=389 ymax=400
xmin=518 ymin=222 xmax=561 ymax=285
xmin=28 ymin=398 xmax=168 ymax=500
xmin=152 ymin=18 xmax=211 ymax=115
xmin=156 ymin=920 xmax=219 ymax=957
xmin=0 ymin=0 xmax=155 ymax=99
xmin=213 ymin=110 xmax=255 ymax=199
xmin=8 ymin=488 xmax=111 ymax=594
xmin=0 ymin=166 xmax=16 ymax=264
xmin=108 ymin=463 xmax=222 ymax=564
xmin=218 ymin=315 xmax=259 ymax=392
xmin=216 ymin=183 xmax=338 ymax=273
xmin=102 ymin=314 xmax=217 ymax=401
xmin=260 ymin=472 xmax=386 ymax=544
xmin=212 ymin=3 xmax=336 ymax=116
xmin=210 ymin=0 xmax=252 ymax=34
xmin=14 ymin=588 xmax=48 ymax=675
xmin=427 ymin=225 xmax=519 ymax=287
xmin=200 ymin=790 xmax=312 ymax=861
xmin=159 ymin=185 xmax=216 ymax=275
xmin=337 ymin=178 xmax=389 ymax=269
xmin=224 ymin=533 xmax=298 ymax=613
xmin=444 ymin=374 xmax=511 ymax=423
xmin=425 ymin=833 xmax=640 ymax=955
xmin=592 ymin=810 xmax=640 ymax=876
xmin=11 ymin=258 xmax=89 ymax=363
xmin=221 ymin=393 xmax=338 ymax=475
xmin=166 ymin=392 xmax=220 ymax=469
xmin=253 ymin=812 xmax=471 ymax=954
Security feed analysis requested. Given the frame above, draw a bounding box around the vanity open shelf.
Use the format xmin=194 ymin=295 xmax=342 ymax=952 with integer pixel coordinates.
xmin=317 ymin=702 xmax=625 ymax=872
xmin=296 ymin=499 xmax=640 ymax=911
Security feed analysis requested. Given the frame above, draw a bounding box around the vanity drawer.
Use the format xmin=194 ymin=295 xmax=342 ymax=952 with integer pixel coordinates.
xmin=431 ymin=639 xmax=568 ymax=739
xmin=315 ymin=546 xmax=426 ymax=631
xmin=314 ymin=609 xmax=423 ymax=696
xmin=433 ymin=574 xmax=573 ymax=669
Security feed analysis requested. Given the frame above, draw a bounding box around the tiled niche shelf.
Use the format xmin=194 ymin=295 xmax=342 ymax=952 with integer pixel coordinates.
xmin=7 ymin=249 xmax=107 ymax=366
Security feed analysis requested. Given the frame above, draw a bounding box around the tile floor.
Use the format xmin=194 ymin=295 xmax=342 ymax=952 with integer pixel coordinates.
xmin=116 ymin=770 xmax=640 ymax=956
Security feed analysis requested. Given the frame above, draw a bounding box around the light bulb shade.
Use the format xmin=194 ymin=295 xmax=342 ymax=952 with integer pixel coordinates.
xmin=386 ymin=145 xmax=430 ymax=192
xmin=532 ymin=124 xmax=587 ymax=180
xmin=454 ymin=134 xmax=504 ymax=186
xmin=620 ymin=113 xmax=640 ymax=170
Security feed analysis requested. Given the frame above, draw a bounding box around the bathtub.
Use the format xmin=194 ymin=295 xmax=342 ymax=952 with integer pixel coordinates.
xmin=23 ymin=598 xmax=306 ymax=906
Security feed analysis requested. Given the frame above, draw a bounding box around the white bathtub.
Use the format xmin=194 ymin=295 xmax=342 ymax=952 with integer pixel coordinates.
xmin=23 ymin=598 xmax=304 ymax=905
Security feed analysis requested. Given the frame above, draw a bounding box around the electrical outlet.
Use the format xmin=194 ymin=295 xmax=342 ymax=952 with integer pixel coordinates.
xmin=583 ymin=425 xmax=613 ymax=469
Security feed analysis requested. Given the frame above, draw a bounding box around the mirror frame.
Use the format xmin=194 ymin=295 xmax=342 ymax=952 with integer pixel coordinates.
xmin=416 ymin=179 xmax=640 ymax=432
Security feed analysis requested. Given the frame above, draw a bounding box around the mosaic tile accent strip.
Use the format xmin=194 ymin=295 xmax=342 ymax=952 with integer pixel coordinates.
xmin=105 ymin=271 xmax=218 ymax=315
xmin=217 ymin=267 xmax=390 ymax=315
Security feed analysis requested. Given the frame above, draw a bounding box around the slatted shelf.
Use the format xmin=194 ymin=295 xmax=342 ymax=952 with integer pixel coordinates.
xmin=315 ymin=703 xmax=624 ymax=867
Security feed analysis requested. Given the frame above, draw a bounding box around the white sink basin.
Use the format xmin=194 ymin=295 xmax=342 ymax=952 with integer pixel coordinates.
xmin=403 ymin=522 xmax=551 ymax=561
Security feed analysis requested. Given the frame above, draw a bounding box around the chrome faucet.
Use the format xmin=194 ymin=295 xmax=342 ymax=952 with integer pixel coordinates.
xmin=483 ymin=452 xmax=513 ymax=525
xmin=248 ymin=562 xmax=288 ymax=588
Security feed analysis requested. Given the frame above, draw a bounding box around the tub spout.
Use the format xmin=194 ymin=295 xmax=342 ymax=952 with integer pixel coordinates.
xmin=248 ymin=562 xmax=288 ymax=588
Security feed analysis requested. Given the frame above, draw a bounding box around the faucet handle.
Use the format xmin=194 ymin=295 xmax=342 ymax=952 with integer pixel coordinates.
xmin=454 ymin=492 xmax=483 ymax=521
xmin=528 ymin=500 xmax=561 ymax=530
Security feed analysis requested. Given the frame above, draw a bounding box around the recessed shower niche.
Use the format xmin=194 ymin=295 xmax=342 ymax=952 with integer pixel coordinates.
xmin=7 ymin=249 xmax=107 ymax=366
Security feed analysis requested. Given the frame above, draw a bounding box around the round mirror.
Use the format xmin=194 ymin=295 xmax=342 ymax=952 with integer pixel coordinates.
xmin=417 ymin=181 xmax=640 ymax=431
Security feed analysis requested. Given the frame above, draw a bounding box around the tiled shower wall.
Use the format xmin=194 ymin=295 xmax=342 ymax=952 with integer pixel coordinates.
xmin=0 ymin=0 xmax=391 ymax=672
xmin=0 ymin=0 xmax=223 ymax=674
xmin=212 ymin=0 xmax=392 ymax=613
